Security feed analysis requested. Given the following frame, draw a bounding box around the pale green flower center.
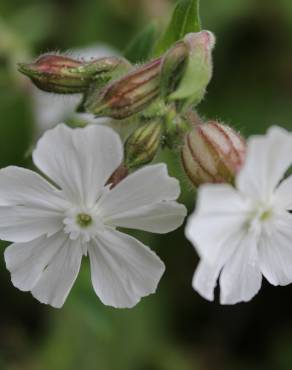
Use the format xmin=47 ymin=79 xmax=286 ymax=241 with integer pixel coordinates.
xmin=259 ymin=208 xmax=273 ymax=221
xmin=64 ymin=208 xmax=103 ymax=244
xmin=246 ymin=202 xmax=274 ymax=234
xmin=76 ymin=213 xmax=92 ymax=228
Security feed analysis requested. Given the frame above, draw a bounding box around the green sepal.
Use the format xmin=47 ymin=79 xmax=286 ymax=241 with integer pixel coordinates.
xmin=160 ymin=41 xmax=189 ymax=99
xmin=169 ymin=33 xmax=214 ymax=111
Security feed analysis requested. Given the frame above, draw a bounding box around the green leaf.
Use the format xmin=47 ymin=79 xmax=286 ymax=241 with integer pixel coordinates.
xmin=9 ymin=4 xmax=56 ymax=45
xmin=154 ymin=0 xmax=201 ymax=56
xmin=124 ymin=22 xmax=157 ymax=63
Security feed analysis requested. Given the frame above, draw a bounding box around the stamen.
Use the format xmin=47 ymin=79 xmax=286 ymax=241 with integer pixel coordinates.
xmin=260 ymin=209 xmax=273 ymax=221
xmin=76 ymin=213 xmax=92 ymax=227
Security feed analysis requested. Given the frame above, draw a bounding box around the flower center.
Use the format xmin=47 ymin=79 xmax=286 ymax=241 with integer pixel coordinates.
xmin=63 ymin=207 xmax=103 ymax=244
xmin=76 ymin=213 xmax=92 ymax=227
xmin=246 ymin=202 xmax=274 ymax=234
xmin=259 ymin=209 xmax=273 ymax=221
xmin=255 ymin=203 xmax=274 ymax=222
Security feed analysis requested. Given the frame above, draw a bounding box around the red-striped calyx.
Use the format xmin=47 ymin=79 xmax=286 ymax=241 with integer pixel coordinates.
xmin=84 ymin=58 xmax=162 ymax=119
xmin=181 ymin=121 xmax=246 ymax=187
xmin=18 ymin=54 xmax=130 ymax=94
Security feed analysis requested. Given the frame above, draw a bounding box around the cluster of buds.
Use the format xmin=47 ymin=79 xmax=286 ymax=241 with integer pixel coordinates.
xmin=18 ymin=31 xmax=247 ymax=190
xmin=18 ymin=31 xmax=215 ymax=119
xmin=86 ymin=30 xmax=215 ymax=118
xmin=181 ymin=119 xmax=246 ymax=186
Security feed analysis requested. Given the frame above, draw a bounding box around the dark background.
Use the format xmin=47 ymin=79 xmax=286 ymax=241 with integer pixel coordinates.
xmin=1 ymin=0 xmax=292 ymax=369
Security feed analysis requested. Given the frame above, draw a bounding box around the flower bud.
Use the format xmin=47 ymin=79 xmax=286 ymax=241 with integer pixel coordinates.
xmin=18 ymin=54 xmax=130 ymax=94
xmin=181 ymin=121 xmax=246 ymax=186
xmin=160 ymin=41 xmax=189 ymax=98
xmin=168 ymin=31 xmax=215 ymax=110
xmin=84 ymin=58 xmax=162 ymax=119
xmin=125 ymin=121 xmax=162 ymax=168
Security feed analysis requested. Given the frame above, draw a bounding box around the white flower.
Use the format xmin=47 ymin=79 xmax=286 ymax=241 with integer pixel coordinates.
xmin=186 ymin=126 xmax=292 ymax=304
xmin=1 ymin=124 xmax=186 ymax=308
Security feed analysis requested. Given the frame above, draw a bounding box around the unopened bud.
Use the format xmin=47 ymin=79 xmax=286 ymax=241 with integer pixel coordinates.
xmin=160 ymin=41 xmax=189 ymax=98
xmin=18 ymin=54 xmax=130 ymax=94
xmin=125 ymin=121 xmax=162 ymax=168
xmin=168 ymin=31 xmax=215 ymax=110
xmin=107 ymin=164 xmax=129 ymax=188
xmin=84 ymin=58 xmax=162 ymax=119
xmin=182 ymin=121 xmax=246 ymax=186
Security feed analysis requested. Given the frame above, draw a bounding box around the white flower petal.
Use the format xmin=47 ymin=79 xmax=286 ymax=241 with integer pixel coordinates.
xmin=275 ymin=175 xmax=292 ymax=210
xmin=0 ymin=166 xmax=68 ymax=242
xmin=33 ymin=124 xmax=123 ymax=206
xmin=99 ymin=164 xmax=181 ymax=218
xmin=192 ymin=183 xmax=249 ymax=214
xmin=219 ymin=231 xmax=262 ymax=304
xmin=107 ymin=201 xmax=186 ymax=233
xmin=0 ymin=166 xmax=67 ymax=208
xmin=185 ymin=184 xmax=249 ymax=264
xmin=192 ymin=260 xmax=221 ymax=301
xmin=0 ymin=206 xmax=64 ymax=243
xmin=237 ymin=126 xmax=292 ymax=199
xmin=34 ymin=90 xmax=114 ymax=133
xmin=88 ymin=229 xmax=165 ymax=308
xmin=5 ymin=232 xmax=67 ymax=291
xmin=259 ymin=214 xmax=292 ymax=285
xmin=31 ymin=237 xmax=83 ymax=308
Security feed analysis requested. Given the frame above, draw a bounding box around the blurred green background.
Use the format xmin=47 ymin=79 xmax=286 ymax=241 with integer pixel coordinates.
xmin=1 ymin=1 xmax=292 ymax=369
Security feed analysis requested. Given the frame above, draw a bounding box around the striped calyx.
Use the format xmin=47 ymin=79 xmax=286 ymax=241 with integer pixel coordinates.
xmin=84 ymin=58 xmax=162 ymax=119
xmin=18 ymin=54 xmax=130 ymax=94
xmin=125 ymin=121 xmax=162 ymax=169
xmin=182 ymin=121 xmax=246 ymax=187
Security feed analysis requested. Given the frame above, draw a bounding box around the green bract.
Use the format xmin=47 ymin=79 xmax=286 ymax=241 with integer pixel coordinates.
xmin=169 ymin=31 xmax=215 ymax=111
